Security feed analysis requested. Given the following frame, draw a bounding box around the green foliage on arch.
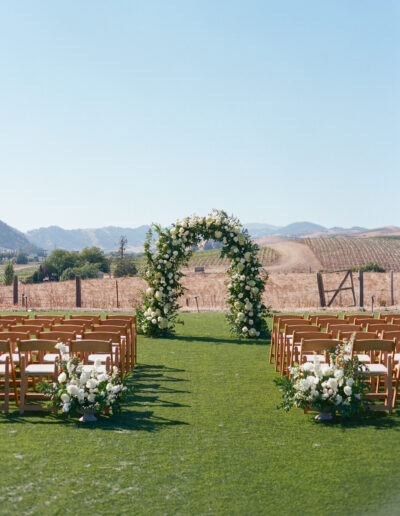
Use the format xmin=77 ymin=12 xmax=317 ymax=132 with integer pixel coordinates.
xmin=137 ymin=210 xmax=268 ymax=338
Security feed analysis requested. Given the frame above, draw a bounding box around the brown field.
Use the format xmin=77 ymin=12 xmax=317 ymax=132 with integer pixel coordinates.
xmin=0 ymin=270 xmax=400 ymax=313
xmin=302 ymin=237 xmax=400 ymax=272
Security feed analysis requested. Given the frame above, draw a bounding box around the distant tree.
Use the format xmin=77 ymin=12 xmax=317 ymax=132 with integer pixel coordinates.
xmin=3 ymin=262 xmax=14 ymax=286
xmin=60 ymin=263 xmax=101 ymax=281
xmin=118 ymin=236 xmax=128 ymax=258
xmin=15 ymin=251 xmax=28 ymax=264
xmin=79 ymin=247 xmax=110 ymax=273
xmin=113 ymin=257 xmax=137 ymax=278
xmin=45 ymin=249 xmax=80 ymax=279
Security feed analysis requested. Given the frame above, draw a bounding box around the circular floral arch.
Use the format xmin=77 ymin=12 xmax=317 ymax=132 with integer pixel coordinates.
xmin=137 ymin=210 xmax=268 ymax=338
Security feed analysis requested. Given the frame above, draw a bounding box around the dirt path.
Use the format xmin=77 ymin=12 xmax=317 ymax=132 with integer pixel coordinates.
xmin=264 ymin=241 xmax=322 ymax=273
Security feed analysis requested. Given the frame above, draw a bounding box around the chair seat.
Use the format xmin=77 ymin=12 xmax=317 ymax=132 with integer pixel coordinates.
xmin=0 ymin=364 xmax=8 ymax=374
xmin=0 ymin=353 xmax=19 ymax=363
xmin=303 ymin=354 xmax=325 ymax=363
xmin=365 ymin=363 xmax=388 ymax=374
xmin=88 ymin=354 xmax=111 ymax=363
xmin=355 ymin=354 xmax=371 ymax=363
xmin=43 ymin=353 xmax=59 ymax=363
xmin=82 ymin=364 xmax=107 ymax=373
xmin=25 ymin=364 xmax=56 ymax=375
xmin=394 ymin=353 xmax=400 ymax=363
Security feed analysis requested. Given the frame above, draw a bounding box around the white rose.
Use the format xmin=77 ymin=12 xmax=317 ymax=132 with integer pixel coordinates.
xmin=58 ymin=372 xmax=67 ymax=384
xmin=343 ymin=385 xmax=352 ymax=396
xmin=214 ymin=231 xmax=222 ymax=239
xmin=244 ymin=252 xmax=251 ymax=262
xmin=62 ymin=403 xmax=71 ymax=413
xmin=61 ymin=393 xmax=70 ymax=403
xmin=249 ymin=328 xmax=256 ymax=337
xmin=87 ymin=393 xmax=96 ymax=403
xmin=67 ymin=384 xmax=79 ymax=396
xmin=242 ymin=326 xmax=248 ymax=333
xmin=146 ymin=287 xmax=154 ymax=296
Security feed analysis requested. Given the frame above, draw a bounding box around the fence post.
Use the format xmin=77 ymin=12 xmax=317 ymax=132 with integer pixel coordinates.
xmin=390 ymin=270 xmax=394 ymax=306
xmin=116 ymin=280 xmax=119 ymax=308
xmin=75 ymin=275 xmax=82 ymax=308
xmin=13 ymin=276 xmax=18 ymax=305
xmin=359 ymin=270 xmax=364 ymax=308
xmin=316 ymin=273 xmax=326 ymax=307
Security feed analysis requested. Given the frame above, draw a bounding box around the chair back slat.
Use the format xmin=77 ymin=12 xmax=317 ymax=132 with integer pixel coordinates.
xmin=69 ymin=339 xmax=113 ymax=354
xmin=17 ymin=339 xmax=59 ymax=352
xmin=38 ymin=331 xmax=77 ymax=341
xmin=352 ymin=339 xmax=396 ymax=352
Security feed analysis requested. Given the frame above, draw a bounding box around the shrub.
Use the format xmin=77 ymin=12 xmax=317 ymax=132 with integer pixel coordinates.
xmin=113 ymin=257 xmax=137 ymax=278
xmin=353 ymin=262 xmax=385 ymax=273
xmin=60 ymin=263 xmax=101 ymax=281
xmin=15 ymin=251 xmax=28 ymax=264
xmin=3 ymin=262 xmax=14 ymax=286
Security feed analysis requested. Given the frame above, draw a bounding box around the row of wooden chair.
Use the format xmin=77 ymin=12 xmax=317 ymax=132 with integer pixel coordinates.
xmin=294 ymin=337 xmax=396 ymax=413
xmin=0 ymin=313 xmax=137 ymax=370
xmin=12 ymin=339 xmax=119 ymax=414
xmin=270 ymin=313 xmax=400 ymax=376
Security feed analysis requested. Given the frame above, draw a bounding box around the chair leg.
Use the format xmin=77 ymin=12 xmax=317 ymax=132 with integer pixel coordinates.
xmin=19 ymin=357 xmax=26 ymax=415
xmin=4 ymin=359 xmax=9 ymax=414
xmin=387 ymin=358 xmax=393 ymax=414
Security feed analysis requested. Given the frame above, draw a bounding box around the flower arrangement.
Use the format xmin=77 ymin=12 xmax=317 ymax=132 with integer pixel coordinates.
xmin=274 ymin=338 xmax=369 ymax=419
xmin=40 ymin=344 xmax=128 ymax=417
xmin=137 ymin=209 xmax=268 ymax=338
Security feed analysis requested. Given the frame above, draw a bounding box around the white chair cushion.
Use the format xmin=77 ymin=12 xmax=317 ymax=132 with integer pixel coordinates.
xmin=0 ymin=353 xmax=19 ymax=363
xmin=394 ymin=353 xmax=400 ymax=363
xmin=355 ymin=354 xmax=371 ymax=363
xmin=0 ymin=364 xmax=7 ymax=374
xmin=88 ymin=354 xmax=111 ymax=363
xmin=82 ymin=364 xmax=107 ymax=373
xmin=25 ymin=364 xmax=56 ymax=374
xmin=365 ymin=363 xmax=388 ymax=374
xmin=43 ymin=353 xmax=59 ymax=363
xmin=304 ymin=354 xmax=325 ymax=362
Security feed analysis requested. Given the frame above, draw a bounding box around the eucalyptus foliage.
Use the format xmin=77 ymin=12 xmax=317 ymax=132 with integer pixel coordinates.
xmin=137 ymin=210 xmax=268 ymax=338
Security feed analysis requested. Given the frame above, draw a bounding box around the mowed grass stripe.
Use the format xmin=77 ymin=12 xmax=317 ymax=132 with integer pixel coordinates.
xmin=0 ymin=313 xmax=400 ymax=514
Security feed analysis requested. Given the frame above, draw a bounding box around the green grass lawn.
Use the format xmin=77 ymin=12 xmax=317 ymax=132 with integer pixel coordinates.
xmin=1 ymin=313 xmax=400 ymax=514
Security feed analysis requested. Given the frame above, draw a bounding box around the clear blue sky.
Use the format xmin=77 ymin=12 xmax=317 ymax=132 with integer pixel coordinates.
xmin=0 ymin=1 xmax=399 ymax=232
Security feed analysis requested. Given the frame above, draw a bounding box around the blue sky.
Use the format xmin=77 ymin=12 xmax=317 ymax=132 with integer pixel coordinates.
xmin=0 ymin=1 xmax=398 ymax=231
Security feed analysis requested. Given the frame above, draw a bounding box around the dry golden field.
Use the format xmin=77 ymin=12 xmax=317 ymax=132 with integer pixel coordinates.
xmin=0 ymin=270 xmax=400 ymax=313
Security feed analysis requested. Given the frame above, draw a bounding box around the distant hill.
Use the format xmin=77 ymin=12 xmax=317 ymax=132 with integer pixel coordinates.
xmin=244 ymin=223 xmax=281 ymax=238
xmin=0 ymin=220 xmax=41 ymax=254
xmin=275 ymin=221 xmax=327 ymax=237
xmin=26 ymin=225 xmax=151 ymax=252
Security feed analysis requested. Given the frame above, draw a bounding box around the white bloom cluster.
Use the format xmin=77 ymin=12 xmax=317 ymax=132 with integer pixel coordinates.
xmin=48 ymin=357 xmax=126 ymax=415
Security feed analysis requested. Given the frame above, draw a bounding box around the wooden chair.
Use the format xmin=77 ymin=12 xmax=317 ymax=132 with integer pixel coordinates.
xmin=0 ymin=339 xmax=18 ymax=409
xmin=21 ymin=319 xmax=54 ymax=329
xmin=299 ymin=338 xmax=340 ymax=365
xmin=365 ymin=323 xmax=398 ymax=333
xmin=17 ymin=339 xmax=60 ymax=414
xmin=57 ymin=320 xmax=93 ymax=330
xmin=337 ymin=330 xmax=377 ymax=342
xmin=0 ymin=314 xmax=28 ymax=322
xmin=69 ymin=339 xmax=113 ymax=373
xmin=37 ymin=331 xmax=77 ymax=363
xmin=351 ymin=339 xmax=395 ymax=413
xmin=344 ymin=314 xmax=375 ymax=323
xmin=308 ymin=314 xmax=339 ymax=323
xmin=81 ymin=331 xmax=123 ymax=372
xmin=0 ymin=330 xmax=30 ymax=365
xmin=52 ymin=324 xmax=86 ymax=335
xmin=290 ymin=331 xmax=333 ymax=368
xmin=316 ymin=317 xmax=348 ymax=329
xmin=69 ymin=314 xmax=101 ymax=323
xmin=9 ymin=325 xmax=42 ymax=337
xmin=91 ymin=325 xmax=130 ymax=371
xmin=326 ymin=323 xmax=362 ymax=333
xmin=34 ymin=314 xmax=66 ymax=323
xmin=280 ymin=323 xmax=321 ymax=375
xmin=105 ymin=315 xmax=137 ymax=367
xmin=270 ymin=314 xmax=306 ymax=365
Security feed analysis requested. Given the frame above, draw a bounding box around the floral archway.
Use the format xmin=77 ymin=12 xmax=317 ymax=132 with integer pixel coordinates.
xmin=137 ymin=210 xmax=268 ymax=338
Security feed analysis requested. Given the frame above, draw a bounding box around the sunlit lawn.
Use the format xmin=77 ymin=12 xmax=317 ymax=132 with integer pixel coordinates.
xmin=0 ymin=313 xmax=399 ymax=514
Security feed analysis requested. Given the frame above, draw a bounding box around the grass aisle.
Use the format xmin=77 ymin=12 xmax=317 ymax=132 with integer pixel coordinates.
xmin=1 ymin=313 xmax=400 ymax=514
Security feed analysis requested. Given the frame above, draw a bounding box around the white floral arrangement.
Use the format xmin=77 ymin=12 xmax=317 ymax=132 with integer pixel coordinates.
xmin=40 ymin=344 xmax=128 ymax=417
xmin=274 ymin=340 xmax=369 ymax=418
xmin=137 ymin=209 xmax=268 ymax=338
